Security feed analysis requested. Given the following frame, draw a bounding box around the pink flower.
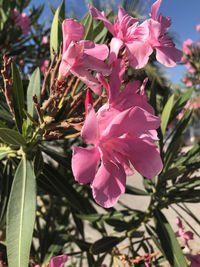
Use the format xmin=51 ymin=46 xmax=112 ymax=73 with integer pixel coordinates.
xmin=183 ymin=39 xmax=193 ymax=55
xmin=11 ymin=9 xmax=31 ymax=36
xmin=90 ymin=1 xmax=182 ymax=68
xmin=72 ymin=59 xmax=163 ymax=208
xmin=186 ymin=80 xmax=193 ymax=87
xmin=40 ymin=59 xmax=49 ymax=74
xmin=49 ymin=254 xmax=67 ymax=267
xmin=58 ymin=19 xmax=110 ymax=95
xmin=89 ymin=5 xmax=149 ymax=67
xmin=139 ymin=0 xmax=183 ymax=68
xmin=34 ymin=255 xmax=67 ymax=267
xmin=196 ymin=24 xmax=200 ymax=32
xmin=186 ymin=254 xmax=200 ymax=267
xmin=175 ymin=217 xmax=193 ymax=250
xmin=42 ymin=36 xmax=49 ymax=44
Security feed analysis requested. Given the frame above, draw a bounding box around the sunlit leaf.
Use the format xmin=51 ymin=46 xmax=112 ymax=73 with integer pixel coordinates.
xmin=161 ymin=94 xmax=174 ymax=136
xmin=27 ymin=67 xmax=41 ymax=121
xmin=6 ymin=156 xmax=36 ymax=267
xmin=154 ymin=209 xmax=188 ymax=267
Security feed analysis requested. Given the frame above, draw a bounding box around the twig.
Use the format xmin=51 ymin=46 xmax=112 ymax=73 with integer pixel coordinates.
xmin=1 ymin=54 xmax=14 ymax=114
xmin=71 ymin=78 xmax=81 ymax=97
xmin=33 ymin=95 xmax=44 ymax=124
xmin=41 ymin=53 xmax=57 ymax=99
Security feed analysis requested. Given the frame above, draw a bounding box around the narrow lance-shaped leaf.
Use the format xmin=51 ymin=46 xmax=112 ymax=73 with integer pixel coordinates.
xmin=50 ymin=6 xmax=62 ymax=59
xmin=154 ymin=209 xmax=188 ymax=267
xmin=27 ymin=67 xmax=41 ymax=121
xmin=90 ymin=236 xmax=122 ymax=254
xmin=170 ymin=87 xmax=193 ymax=123
xmin=0 ymin=128 xmax=26 ymax=146
xmin=6 ymin=155 xmax=36 ymax=267
xmin=82 ymin=12 xmax=93 ymax=40
xmin=11 ymin=62 xmax=25 ymax=133
xmin=161 ymin=94 xmax=174 ymax=136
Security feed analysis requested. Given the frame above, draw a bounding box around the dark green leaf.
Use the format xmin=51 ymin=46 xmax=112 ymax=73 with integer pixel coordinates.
xmin=90 ymin=236 xmax=122 ymax=254
xmin=154 ymin=209 xmax=188 ymax=267
xmin=0 ymin=161 xmax=13 ymax=229
xmin=27 ymin=67 xmax=41 ymax=121
xmin=126 ymin=184 xmax=149 ymax=195
xmin=6 ymin=156 xmax=36 ymax=267
xmin=33 ymin=149 xmax=43 ymax=177
xmin=0 ymin=128 xmax=26 ymax=146
xmin=11 ymin=62 xmax=24 ymax=132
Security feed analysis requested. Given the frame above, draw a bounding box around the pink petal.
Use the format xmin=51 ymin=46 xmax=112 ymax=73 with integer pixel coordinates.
xmin=96 ymin=73 xmax=110 ymax=94
xmin=123 ymin=137 xmax=163 ymax=178
xmin=62 ymin=19 xmax=85 ymax=52
xmin=72 ymin=146 xmax=100 ymax=185
xmin=109 ymin=58 xmax=125 ymax=104
xmin=126 ymin=41 xmax=153 ymax=69
xmin=114 ymin=81 xmax=155 ymax=114
xmin=58 ymin=61 xmax=71 ymax=78
xmin=151 ymin=0 xmax=161 ymax=20
xmin=184 ymin=231 xmax=194 ymax=241
xmin=82 ymin=54 xmax=111 ymax=76
xmin=109 ymin=37 xmax=124 ymax=65
xmin=81 ymin=105 xmax=99 ymax=144
xmin=62 ymin=41 xmax=84 ymax=67
xmin=89 ymin=5 xmax=115 ymax=36
xmin=70 ymin=65 xmax=102 ymax=95
xmin=103 ymin=106 xmax=160 ymax=138
xmin=159 ymin=15 xmax=171 ymax=34
xmin=91 ymin=160 xmax=126 ymax=208
xmin=175 ymin=216 xmax=183 ymax=228
xmin=117 ymin=6 xmax=128 ymax=21
xmin=49 ymin=254 xmax=67 ymax=267
xmin=83 ymin=41 xmax=109 ymax=60
xmin=156 ymin=46 xmax=183 ymax=67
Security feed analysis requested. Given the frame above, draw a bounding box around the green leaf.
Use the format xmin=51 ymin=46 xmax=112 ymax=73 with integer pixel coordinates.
xmin=90 ymin=236 xmax=122 ymax=254
xmin=33 ymin=149 xmax=43 ymax=177
xmin=164 ymin=109 xmax=193 ymax=171
xmin=27 ymin=67 xmax=41 ymax=121
xmin=11 ymin=62 xmax=24 ymax=133
xmin=161 ymin=94 xmax=174 ymax=136
xmin=170 ymin=87 xmax=193 ymax=123
xmin=48 ymin=1 xmax=56 ymax=15
xmin=0 ymin=147 xmax=16 ymax=160
xmin=59 ymin=0 xmax=65 ymax=22
xmin=50 ymin=6 xmax=61 ymax=59
xmin=126 ymin=184 xmax=149 ymax=195
xmin=0 ymin=161 xmax=13 ymax=229
xmin=154 ymin=210 xmax=188 ymax=267
xmin=0 ymin=128 xmax=26 ymax=146
xmin=82 ymin=12 xmax=93 ymax=40
xmin=6 ymin=156 xmax=36 ymax=267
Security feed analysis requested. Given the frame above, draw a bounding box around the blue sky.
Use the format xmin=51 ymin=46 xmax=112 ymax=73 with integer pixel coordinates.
xmin=31 ymin=0 xmax=200 ymax=85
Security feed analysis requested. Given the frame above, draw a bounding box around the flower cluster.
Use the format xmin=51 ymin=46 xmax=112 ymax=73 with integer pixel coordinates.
xmin=59 ymin=0 xmax=183 ymax=208
xmin=182 ymin=25 xmax=200 ymax=89
xmin=11 ymin=8 xmax=31 ymax=36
